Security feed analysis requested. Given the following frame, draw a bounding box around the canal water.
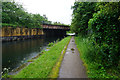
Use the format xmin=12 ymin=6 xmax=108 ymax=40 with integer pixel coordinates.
xmin=2 ymin=36 xmax=64 ymax=72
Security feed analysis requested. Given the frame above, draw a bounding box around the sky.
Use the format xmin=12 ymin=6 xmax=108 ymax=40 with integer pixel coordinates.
xmin=14 ymin=0 xmax=75 ymax=25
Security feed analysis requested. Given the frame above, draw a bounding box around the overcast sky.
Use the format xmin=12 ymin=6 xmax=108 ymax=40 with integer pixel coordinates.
xmin=14 ymin=0 xmax=75 ymax=25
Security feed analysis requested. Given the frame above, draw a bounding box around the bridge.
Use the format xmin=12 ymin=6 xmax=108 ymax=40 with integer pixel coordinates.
xmin=1 ymin=24 xmax=70 ymax=41
xmin=42 ymin=24 xmax=70 ymax=30
xmin=42 ymin=24 xmax=70 ymax=37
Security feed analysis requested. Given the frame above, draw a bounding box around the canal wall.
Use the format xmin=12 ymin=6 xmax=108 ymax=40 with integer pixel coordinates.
xmin=0 ymin=26 xmax=44 ymax=42
xmin=0 ymin=24 xmax=70 ymax=42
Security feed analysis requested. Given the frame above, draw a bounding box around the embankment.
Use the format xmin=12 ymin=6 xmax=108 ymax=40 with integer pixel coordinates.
xmin=6 ymin=36 xmax=71 ymax=78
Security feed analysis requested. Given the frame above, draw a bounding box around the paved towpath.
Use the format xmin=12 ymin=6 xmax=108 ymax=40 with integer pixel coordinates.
xmin=59 ymin=36 xmax=88 ymax=78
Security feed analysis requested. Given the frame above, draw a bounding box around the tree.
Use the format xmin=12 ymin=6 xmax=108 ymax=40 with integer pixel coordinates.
xmin=88 ymin=2 xmax=120 ymax=67
xmin=71 ymin=2 xmax=96 ymax=36
xmin=2 ymin=1 xmax=50 ymax=28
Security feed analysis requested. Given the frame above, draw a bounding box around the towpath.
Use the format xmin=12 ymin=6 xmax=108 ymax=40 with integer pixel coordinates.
xmin=59 ymin=36 xmax=88 ymax=78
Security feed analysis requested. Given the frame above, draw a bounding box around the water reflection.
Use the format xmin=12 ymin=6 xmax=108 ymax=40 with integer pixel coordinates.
xmin=2 ymin=36 xmax=63 ymax=71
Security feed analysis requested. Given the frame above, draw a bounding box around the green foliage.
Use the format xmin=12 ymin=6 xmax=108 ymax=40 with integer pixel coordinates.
xmin=2 ymin=73 xmax=11 ymax=78
xmin=71 ymin=2 xmax=96 ymax=35
xmin=72 ymin=2 xmax=120 ymax=78
xmin=48 ymin=42 xmax=54 ymax=47
xmin=75 ymin=36 xmax=119 ymax=78
xmin=66 ymin=30 xmax=74 ymax=34
xmin=52 ymin=22 xmax=69 ymax=26
xmin=2 ymin=2 xmax=50 ymax=28
xmin=48 ymin=39 xmax=60 ymax=47
xmin=11 ymin=36 xmax=71 ymax=78
xmin=2 ymin=23 xmax=18 ymax=28
xmin=88 ymin=2 xmax=120 ymax=68
xmin=2 ymin=2 xmax=69 ymax=28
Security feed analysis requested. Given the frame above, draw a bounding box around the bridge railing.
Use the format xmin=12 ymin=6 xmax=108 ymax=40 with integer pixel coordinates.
xmin=42 ymin=24 xmax=70 ymax=30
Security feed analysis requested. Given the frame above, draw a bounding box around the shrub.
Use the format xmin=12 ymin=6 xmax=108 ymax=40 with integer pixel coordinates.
xmin=88 ymin=2 xmax=120 ymax=68
xmin=48 ymin=42 xmax=54 ymax=47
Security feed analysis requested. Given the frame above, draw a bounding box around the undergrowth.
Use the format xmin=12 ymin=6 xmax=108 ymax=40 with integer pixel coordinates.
xmin=75 ymin=36 xmax=119 ymax=79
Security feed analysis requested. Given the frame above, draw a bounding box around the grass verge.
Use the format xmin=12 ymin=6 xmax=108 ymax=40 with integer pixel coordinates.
xmin=10 ymin=36 xmax=71 ymax=78
xmin=48 ymin=36 xmax=71 ymax=78
xmin=75 ymin=36 xmax=119 ymax=79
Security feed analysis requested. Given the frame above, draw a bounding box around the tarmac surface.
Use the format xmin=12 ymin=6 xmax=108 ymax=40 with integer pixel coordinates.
xmin=59 ymin=36 xmax=88 ymax=78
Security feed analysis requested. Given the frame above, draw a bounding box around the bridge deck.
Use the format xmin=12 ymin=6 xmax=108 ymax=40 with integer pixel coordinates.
xmin=42 ymin=24 xmax=70 ymax=30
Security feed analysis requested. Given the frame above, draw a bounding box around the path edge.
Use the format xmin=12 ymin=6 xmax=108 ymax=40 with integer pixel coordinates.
xmin=48 ymin=36 xmax=72 ymax=78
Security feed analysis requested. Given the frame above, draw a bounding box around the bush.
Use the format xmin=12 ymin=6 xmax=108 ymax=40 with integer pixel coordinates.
xmin=88 ymin=2 xmax=120 ymax=68
xmin=48 ymin=42 xmax=54 ymax=47
xmin=75 ymin=36 xmax=119 ymax=78
xmin=71 ymin=2 xmax=120 ymax=78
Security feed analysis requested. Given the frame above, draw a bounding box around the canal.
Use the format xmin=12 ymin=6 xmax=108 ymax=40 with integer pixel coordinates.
xmin=2 ymin=36 xmax=64 ymax=73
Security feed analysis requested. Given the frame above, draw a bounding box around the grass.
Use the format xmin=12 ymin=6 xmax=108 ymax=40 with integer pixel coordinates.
xmin=48 ymin=37 xmax=71 ymax=78
xmin=10 ymin=36 xmax=71 ymax=78
xmin=75 ymin=36 xmax=119 ymax=79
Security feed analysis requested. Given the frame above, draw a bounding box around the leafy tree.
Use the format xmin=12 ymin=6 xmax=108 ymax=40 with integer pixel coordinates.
xmin=2 ymin=1 xmax=49 ymax=28
xmin=71 ymin=2 xmax=96 ymax=36
xmin=88 ymin=2 xmax=120 ymax=67
xmin=71 ymin=1 xmax=120 ymax=69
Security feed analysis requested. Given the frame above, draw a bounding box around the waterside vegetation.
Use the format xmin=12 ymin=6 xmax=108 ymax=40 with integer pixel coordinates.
xmin=2 ymin=36 xmax=71 ymax=78
xmin=71 ymin=2 xmax=120 ymax=78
